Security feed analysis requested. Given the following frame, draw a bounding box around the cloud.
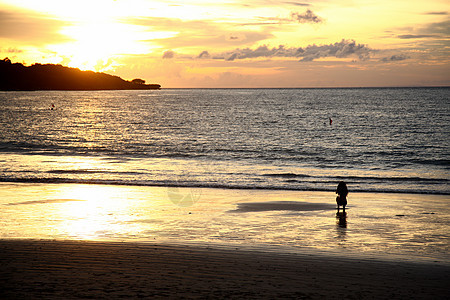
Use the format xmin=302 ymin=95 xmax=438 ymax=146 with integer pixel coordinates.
xmin=394 ymin=20 xmax=450 ymax=40
xmin=424 ymin=12 xmax=448 ymax=15
xmin=422 ymin=20 xmax=450 ymax=36
xmin=1 ymin=47 xmax=23 ymax=53
xmin=162 ymin=50 xmax=175 ymax=59
xmin=197 ymin=51 xmax=210 ymax=58
xmin=381 ymin=54 xmax=409 ymax=62
xmin=285 ymin=2 xmax=310 ymax=6
xmin=218 ymin=45 xmax=283 ymax=61
xmin=300 ymin=40 xmax=372 ymax=61
xmin=233 ymin=0 xmax=308 ymax=8
xmin=389 ymin=19 xmax=450 ymax=63
xmin=216 ymin=39 xmax=372 ymax=62
xmin=290 ymin=10 xmax=323 ymax=24
xmin=253 ymin=9 xmax=324 ymax=25
xmin=398 ymin=34 xmax=438 ymax=39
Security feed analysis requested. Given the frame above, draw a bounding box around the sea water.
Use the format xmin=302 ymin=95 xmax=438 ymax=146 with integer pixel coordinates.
xmin=0 ymin=88 xmax=449 ymax=194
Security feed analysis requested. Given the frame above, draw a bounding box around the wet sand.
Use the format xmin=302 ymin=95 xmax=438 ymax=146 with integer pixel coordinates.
xmin=1 ymin=239 xmax=448 ymax=299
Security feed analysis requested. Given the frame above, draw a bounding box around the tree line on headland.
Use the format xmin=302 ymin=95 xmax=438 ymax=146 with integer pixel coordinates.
xmin=0 ymin=58 xmax=161 ymax=90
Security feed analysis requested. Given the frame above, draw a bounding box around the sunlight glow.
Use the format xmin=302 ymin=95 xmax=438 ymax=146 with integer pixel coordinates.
xmin=3 ymin=0 xmax=179 ymax=71
xmin=51 ymin=21 xmax=174 ymax=71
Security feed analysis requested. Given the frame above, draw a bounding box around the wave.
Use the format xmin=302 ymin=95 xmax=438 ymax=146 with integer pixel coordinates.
xmin=1 ymin=177 xmax=448 ymax=195
xmin=410 ymin=158 xmax=450 ymax=168
xmin=2 ymin=138 xmax=449 ymax=172
xmin=263 ymin=173 xmax=312 ymax=178
xmin=264 ymin=172 xmax=448 ymax=183
xmin=47 ymin=169 xmax=145 ymax=175
xmin=333 ymin=175 xmax=449 ymax=183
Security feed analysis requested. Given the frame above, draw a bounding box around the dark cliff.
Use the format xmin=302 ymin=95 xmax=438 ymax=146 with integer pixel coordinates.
xmin=0 ymin=58 xmax=161 ymax=91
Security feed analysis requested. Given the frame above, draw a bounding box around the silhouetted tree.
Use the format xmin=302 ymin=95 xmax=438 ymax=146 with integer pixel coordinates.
xmin=131 ymin=78 xmax=146 ymax=85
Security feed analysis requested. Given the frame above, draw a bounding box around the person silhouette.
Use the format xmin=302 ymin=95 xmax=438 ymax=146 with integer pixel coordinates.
xmin=336 ymin=181 xmax=348 ymax=212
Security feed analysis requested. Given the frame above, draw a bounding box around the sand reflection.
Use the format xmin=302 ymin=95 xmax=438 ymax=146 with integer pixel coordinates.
xmin=56 ymin=185 xmax=134 ymax=240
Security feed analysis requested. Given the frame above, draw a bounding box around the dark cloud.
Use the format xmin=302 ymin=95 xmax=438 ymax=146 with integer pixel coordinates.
xmin=223 ymin=45 xmax=291 ymax=61
xmin=422 ymin=20 xmax=450 ymax=35
xmin=381 ymin=54 xmax=409 ymax=62
xmin=391 ymin=20 xmax=450 ymax=63
xmin=253 ymin=9 xmax=324 ymax=25
xmin=285 ymin=2 xmax=310 ymax=6
xmin=398 ymin=34 xmax=438 ymax=39
xmin=213 ymin=39 xmax=372 ymax=62
xmin=2 ymin=47 xmax=23 ymax=53
xmin=299 ymin=40 xmax=371 ymax=61
xmin=0 ymin=9 xmax=70 ymax=44
xmin=162 ymin=50 xmax=175 ymax=59
xmin=424 ymin=12 xmax=448 ymax=15
xmin=290 ymin=10 xmax=323 ymax=24
xmin=198 ymin=51 xmax=210 ymax=59
xmin=395 ymin=20 xmax=450 ymax=40
xmin=234 ymin=0 xmax=309 ymax=8
xmin=226 ymin=53 xmax=239 ymax=61
xmin=226 ymin=33 xmax=248 ymax=42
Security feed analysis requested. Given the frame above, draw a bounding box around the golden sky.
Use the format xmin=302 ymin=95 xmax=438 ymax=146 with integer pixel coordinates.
xmin=1 ymin=0 xmax=449 ymax=87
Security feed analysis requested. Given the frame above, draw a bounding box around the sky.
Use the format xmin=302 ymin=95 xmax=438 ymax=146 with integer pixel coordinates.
xmin=1 ymin=0 xmax=449 ymax=87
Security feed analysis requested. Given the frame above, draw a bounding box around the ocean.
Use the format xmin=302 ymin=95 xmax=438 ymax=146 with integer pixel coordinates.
xmin=0 ymin=88 xmax=449 ymax=194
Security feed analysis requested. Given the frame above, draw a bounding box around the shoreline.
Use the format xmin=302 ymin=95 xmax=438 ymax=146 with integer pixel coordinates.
xmin=1 ymin=180 xmax=449 ymax=196
xmin=1 ymin=239 xmax=449 ymax=299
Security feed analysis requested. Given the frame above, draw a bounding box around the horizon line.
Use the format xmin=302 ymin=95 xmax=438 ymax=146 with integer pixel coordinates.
xmin=159 ymin=86 xmax=450 ymax=89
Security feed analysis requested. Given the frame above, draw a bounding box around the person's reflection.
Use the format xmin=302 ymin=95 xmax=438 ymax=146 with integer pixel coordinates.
xmin=336 ymin=212 xmax=347 ymax=240
xmin=336 ymin=212 xmax=347 ymax=228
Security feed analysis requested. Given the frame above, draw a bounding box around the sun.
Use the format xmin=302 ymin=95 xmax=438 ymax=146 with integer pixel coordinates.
xmin=50 ymin=21 xmax=158 ymax=71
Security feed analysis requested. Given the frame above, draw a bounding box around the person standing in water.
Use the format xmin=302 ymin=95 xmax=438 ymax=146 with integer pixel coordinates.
xmin=336 ymin=181 xmax=348 ymax=212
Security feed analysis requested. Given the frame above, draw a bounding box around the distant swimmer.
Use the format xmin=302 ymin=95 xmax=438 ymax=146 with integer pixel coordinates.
xmin=336 ymin=181 xmax=348 ymax=212
xmin=50 ymin=104 xmax=55 ymax=110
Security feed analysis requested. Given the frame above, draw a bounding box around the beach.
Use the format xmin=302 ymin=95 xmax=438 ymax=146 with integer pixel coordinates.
xmin=1 ymin=239 xmax=448 ymax=299
xmin=1 ymin=183 xmax=449 ymax=299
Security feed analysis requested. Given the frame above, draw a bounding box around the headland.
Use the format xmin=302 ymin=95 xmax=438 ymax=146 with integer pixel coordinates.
xmin=0 ymin=58 xmax=160 ymax=91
